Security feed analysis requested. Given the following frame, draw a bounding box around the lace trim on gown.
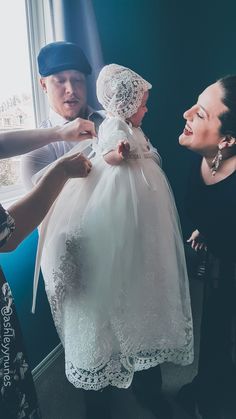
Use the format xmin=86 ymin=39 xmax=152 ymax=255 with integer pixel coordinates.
xmin=65 ymin=327 xmax=193 ymax=390
xmin=46 ymin=231 xmax=193 ymax=390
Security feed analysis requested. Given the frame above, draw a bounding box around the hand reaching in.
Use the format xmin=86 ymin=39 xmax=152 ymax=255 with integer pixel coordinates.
xmin=59 ymin=152 xmax=92 ymax=179
xmin=58 ymin=118 xmax=97 ymax=142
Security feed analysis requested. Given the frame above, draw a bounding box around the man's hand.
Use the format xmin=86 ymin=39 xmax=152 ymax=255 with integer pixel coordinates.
xmin=59 ymin=152 xmax=92 ymax=179
xmin=58 ymin=118 xmax=97 ymax=142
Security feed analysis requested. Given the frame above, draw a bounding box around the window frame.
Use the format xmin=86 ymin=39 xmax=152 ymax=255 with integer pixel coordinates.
xmin=25 ymin=0 xmax=54 ymax=126
xmin=0 ymin=0 xmax=54 ymax=205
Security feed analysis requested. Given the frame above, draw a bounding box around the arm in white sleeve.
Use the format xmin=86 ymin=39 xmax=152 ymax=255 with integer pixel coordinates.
xmin=98 ymin=117 xmax=133 ymax=155
xmin=21 ymin=143 xmax=57 ymax=190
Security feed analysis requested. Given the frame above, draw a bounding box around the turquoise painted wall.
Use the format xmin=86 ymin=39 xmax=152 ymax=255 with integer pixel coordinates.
xmin=0 ymin=231 xmax=59 ymax=369
xmin=92 ymin=0 xmax=236 ymax=234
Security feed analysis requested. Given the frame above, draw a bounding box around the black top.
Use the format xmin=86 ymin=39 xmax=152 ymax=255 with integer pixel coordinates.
xmin=0 ymin=207 xmax=41 ymax=417
xmin=186 ymin=157 xmax=236 ymax=261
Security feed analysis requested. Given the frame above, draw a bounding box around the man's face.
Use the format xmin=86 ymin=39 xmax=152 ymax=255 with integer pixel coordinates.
xmin=40 ymin=69 xmax=87 ymax=120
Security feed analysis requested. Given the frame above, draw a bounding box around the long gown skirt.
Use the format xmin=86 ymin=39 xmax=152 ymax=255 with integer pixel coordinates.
xmin=38 ymin=147 xmax=194 ymax=390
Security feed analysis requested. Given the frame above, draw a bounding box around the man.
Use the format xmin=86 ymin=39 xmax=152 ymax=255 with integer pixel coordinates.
xmin=22 ymin=41 xmax=104 ymax=188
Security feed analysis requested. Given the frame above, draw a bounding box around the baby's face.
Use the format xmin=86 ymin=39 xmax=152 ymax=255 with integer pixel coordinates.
xmin=128 ymin=91 xmax=149 ymax=127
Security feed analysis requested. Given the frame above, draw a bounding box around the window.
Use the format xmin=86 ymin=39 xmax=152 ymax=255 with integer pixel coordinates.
xmin=0 ymin=0 xmax=35 ymax=198
xmin=0 ymin=0 xmax=53 ymax=205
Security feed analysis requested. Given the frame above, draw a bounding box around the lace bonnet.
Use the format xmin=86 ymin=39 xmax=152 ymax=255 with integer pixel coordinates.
xmin=96 ymin=64 xmax=152 ymax=119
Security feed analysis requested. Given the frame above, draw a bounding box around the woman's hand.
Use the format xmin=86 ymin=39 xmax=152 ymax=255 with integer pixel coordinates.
xmin=187 ymin=229 xmax=207 ymax=251
xmin=58 ymin=152 xmax=92 ymax=179
xmin=57 ymin=118 xmax=97 ymax=142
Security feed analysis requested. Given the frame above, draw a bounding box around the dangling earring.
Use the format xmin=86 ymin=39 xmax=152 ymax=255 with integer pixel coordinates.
xmin=211 ymin=146 xmax=223 ymax=176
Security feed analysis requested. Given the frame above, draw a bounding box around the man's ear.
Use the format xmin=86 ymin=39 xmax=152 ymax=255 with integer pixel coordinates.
xmin=219 ymin=135 xmax=236 ymax=150
xmin=40 ymin=77 xmax=47 ymax=93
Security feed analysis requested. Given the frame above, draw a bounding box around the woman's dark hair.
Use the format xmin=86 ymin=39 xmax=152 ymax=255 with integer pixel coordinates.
xmin=218 ymin=75 xmax=236 ymax=138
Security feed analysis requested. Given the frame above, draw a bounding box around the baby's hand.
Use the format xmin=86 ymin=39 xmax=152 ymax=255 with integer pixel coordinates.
xmin=187 ymin=229 xmax=207 ymax=252
xmin=117 ymin=140 xmax=130 ymax=160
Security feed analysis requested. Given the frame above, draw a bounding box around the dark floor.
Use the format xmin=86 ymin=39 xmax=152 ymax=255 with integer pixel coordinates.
xmin=35 ymin=278 xmax=203 ymax=419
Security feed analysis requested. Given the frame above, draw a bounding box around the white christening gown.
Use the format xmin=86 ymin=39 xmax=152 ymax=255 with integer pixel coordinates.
xmin=33 ymin=116 xmax=193 ymax=390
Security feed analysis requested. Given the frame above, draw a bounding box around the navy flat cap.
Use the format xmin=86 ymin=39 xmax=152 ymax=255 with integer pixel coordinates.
xmin=37 ymin=41 xmax=92 ymax=76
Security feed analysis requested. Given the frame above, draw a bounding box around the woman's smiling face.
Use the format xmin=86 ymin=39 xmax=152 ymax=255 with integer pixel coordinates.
xmin=179 ymin=82 xmax=229 ymax=156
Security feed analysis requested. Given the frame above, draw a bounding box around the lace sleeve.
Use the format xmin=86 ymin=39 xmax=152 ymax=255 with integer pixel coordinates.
xmin=0 ymin=204 xmax=15 ymax=247
xmin=98 ymin=117 xmax=131 ymax=155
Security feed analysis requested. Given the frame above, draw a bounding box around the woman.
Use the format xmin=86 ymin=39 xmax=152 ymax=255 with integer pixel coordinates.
xmin=177 ymin=76 xmax=236 ymax=419
xmin=0 ymin=119 xmax=93 ymax=418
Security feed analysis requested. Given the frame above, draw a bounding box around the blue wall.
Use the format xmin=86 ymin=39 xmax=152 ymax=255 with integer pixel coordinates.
xmin=92 ymin=0 xmax=236 ymax=235
xmin=0 ymin=231 xmax=59 ymax=369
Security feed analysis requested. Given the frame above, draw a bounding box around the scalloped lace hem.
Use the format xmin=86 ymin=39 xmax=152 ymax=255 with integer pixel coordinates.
xmin=65 ymin=346 xmax=194 ymax=390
